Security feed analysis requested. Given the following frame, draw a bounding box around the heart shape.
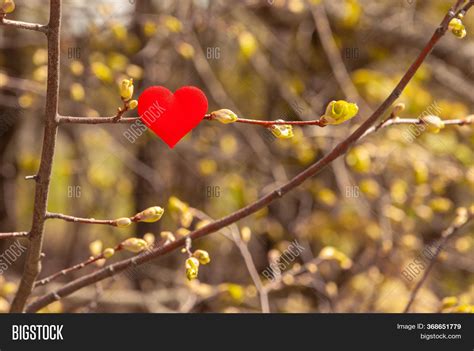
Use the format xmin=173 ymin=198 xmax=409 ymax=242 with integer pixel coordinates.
xmin=138 ymin=86 xmax=208 ymax=148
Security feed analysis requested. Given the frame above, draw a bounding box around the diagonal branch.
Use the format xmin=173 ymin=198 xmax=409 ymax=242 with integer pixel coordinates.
xmin=25 ymin=3 xmax=470 ymax=313
xmin=403 ymin=209 xmax=474 ymax=313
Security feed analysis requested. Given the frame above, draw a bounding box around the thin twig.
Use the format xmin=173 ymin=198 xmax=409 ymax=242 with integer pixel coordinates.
xmin=0 ymin=232 xmax=29 ymax=239
xmin=45 ymin=212 xmax=118 ymax=226
xmin=34 ymin=245 xmax=123 ymax=287
xmin=403 ymin=209 xmax=474 ymax=313
xmin=0 ymin=17 xmax=48 ymax=33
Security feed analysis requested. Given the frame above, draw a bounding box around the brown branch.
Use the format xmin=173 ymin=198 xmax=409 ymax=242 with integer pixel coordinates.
xmin=0 ymin=231 xmax=29 ymax=239
xmin=56 ymin=114 xmax=473 ymax=130
xmin=45 ymin=212 xmax=119 ymax=226
xmin=0 ymin=17 xmax=48 ymax=34
xmin=10 ymin=0 xmax=61 ymax=313
xmin=403 ymin=209 xmax=474 ymax=313
xmin=25 ymin=3 xmax=468 ymax=313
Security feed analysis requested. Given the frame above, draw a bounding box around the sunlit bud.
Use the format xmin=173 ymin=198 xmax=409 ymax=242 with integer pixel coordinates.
xmin=421 ymin=115 xmax=445 ymax=133
xmin=241 ymin=226 xmax=252 ymax=242
xmin=89 ymin=240 xmax=103 ymax=256
xmin=320 ymin=100 xmax=359 ymax=125
xmin=115 ymin=217 xmax=132 ymax=228
xmin=442 ymin=296 xmax=458 ymax=309
xmin=103 ymin=248 xmax=115 ymax=259
xmin=185 ymin=257 xmax=200 ymax=280
xmin=269 ymin=120 xmax=294 ymax=139
xmin=180 ymin=211 xmax=194 ymax=228
xmin=176 ymin=228 xmax=191 ymax=237
xmin=128 ymin=99 xmax=138 ymax=110
xmin=119 ymin=78 xmax=134 ymax=100
xmin=143 ymin=233 xmax=155 ymax=245
xmin=210 ymin=109 xmax=238 ymax=124
xmin=160 ymin=231 xmax=176 ymax=244
xmin=135 ymin=206 xmax=164 ymax=223
xmin=192 ymin=249 xmax=211 ymax=265
xmin=392 ymin=102 xmax=405 ymax=116
xmin=121 ymin=237 xmax=148 ymax=253
xmin=1 ymin=0 xmax=15 ymax=14
xmin=448 ymin=18 xmax=467 ymax=39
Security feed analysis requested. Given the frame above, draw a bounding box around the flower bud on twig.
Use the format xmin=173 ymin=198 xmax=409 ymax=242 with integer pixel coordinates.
xmin=320 ymin=100 xmax=359 ymax=125
xmin=269 ymin=120 xmax=294 ymax=139
xmin=210 ymin=109 xmax=238 ymax=124
xmin=134 ymin=206 xmax=164 ymax=223
xmin=1 ymin=0 xmax=15 ymax=14
xmin=121 ymin=237 xmax=148 ymax=253
xmin=119 ymin=78 xmax=134 ymax=101
xmin=192 ymin=249 xmax=211 ymax=265
xmin=115 ymin=217 xmax=132 ymax=228
xmin=185 ymin=257 xmax=200 ymax=280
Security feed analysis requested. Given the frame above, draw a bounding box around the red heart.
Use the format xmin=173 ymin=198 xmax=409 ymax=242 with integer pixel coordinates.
xmin=138 ymin=86 xmax=208 ymax=148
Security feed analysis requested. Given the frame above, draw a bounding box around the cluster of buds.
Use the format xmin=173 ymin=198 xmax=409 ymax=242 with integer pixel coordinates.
xmin=0 ymin=0 xmax=15 ymax=15
xmin=210 ymin=109 xmax=238 ymax=124
xmin=320 ymin=100 xmax=359 ymax=126
xmin=269 ymin=120 xmax=294 ymax=139
xmin=448 ymin=17 xmax=467 ymax=39
xmin=185 ymin=249 xmax=211 ymax=280
xmin=119 ymin=78 xmax=138 ymax=110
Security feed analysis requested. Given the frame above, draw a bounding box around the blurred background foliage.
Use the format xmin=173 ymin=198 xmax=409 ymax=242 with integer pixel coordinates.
xmin=0 ymin=0 xmax=473 ymax=313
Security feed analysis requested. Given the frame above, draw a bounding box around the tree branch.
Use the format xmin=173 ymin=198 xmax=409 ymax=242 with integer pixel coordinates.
xmin=25 ymin=3 xmax=469 ymax=313
xmin=10 ymin=0 xmax=61 ymax=313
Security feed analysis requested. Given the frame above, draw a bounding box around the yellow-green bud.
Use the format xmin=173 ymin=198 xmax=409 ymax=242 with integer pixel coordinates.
xmin=211 ymin=109 xmax=238 ymax=124
xmin=135 ymin=206 xmax=164 ymax=223
xmin=128 ymin=99 xmax=138 ymax=109
xmin=321 ymin=100 xmax=359 ymax=125
xmin=392 ymin=102 xmax=405 ymax=116
xmin=103 ymin=248 xmax=115 ymax=259
xmin=116 ymin=217 xmax=132 ymax=228
xmin=448 ymin=18 xmax=467 ymax=39
xmin=185 ymin=257 xmax=200 ymax=280
xmin=121 ymin=237 xmax=148 ymax=253
xmin=89 ymin=240 xmax=103 ymax=256
xmin=269 ymin=120 xmax=294 ymax=139
xmin=192 ymin=249 xmax=211 ymax=265
xmin=1 ymin=0 xmax=15 ymax=14
xmin=421 ymin=115 xmax=445 ymax=133
xmin=120 ymin=78 xmax=134 ymax=100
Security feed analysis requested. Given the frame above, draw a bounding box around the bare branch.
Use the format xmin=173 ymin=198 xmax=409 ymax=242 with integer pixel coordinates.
xmin=0 ymin=17 xmax=48 ymax=34
xmin=10 ymin=0 xmax=61 ymax=313
xmin=0 ymin=231 xmax=29 ymax=239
